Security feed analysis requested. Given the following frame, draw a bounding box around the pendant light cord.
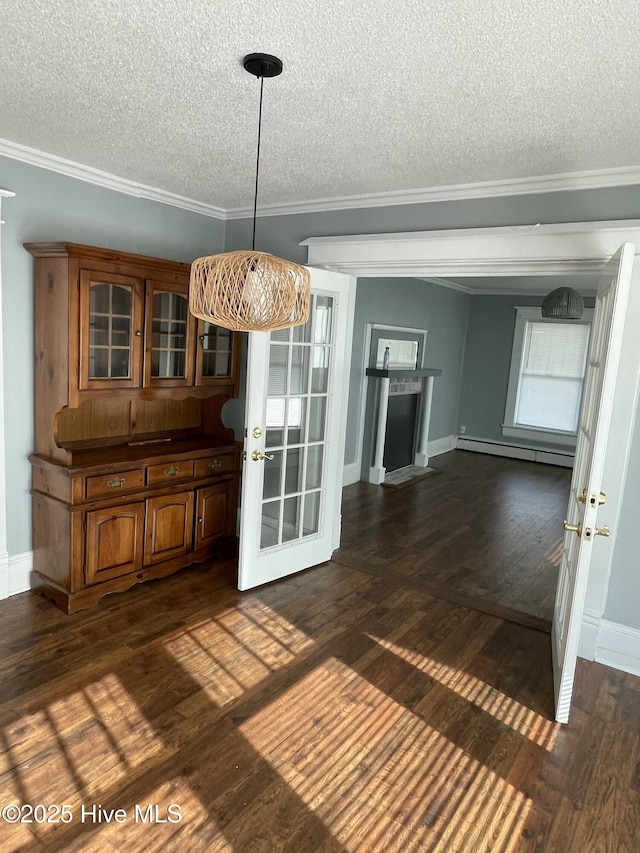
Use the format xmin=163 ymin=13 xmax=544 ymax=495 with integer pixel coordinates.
xmin=251 ymin=76 xmax=265 ymax=252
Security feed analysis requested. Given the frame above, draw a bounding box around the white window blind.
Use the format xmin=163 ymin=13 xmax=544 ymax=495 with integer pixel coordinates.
xmin=515 ymin=321 xmax=590 ymax=433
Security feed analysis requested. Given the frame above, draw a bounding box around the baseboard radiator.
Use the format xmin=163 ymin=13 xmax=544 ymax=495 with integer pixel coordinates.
xmin=456 ymin=436 xmax=574 ymax=468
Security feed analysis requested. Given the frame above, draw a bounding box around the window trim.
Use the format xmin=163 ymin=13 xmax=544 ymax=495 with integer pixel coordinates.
xmin=502 ymin=306 xmax=594 ymax=446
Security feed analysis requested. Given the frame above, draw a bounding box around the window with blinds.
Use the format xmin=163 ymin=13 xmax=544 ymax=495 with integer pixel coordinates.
xmin=515 ymin=321 xmax=590 ymax=433
xmin=503 ymin=306 xmax=593 ymax=444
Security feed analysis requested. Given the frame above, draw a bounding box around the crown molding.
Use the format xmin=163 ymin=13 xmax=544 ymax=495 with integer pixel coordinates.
xmin=0 ymin=138 xmax=225 ymax=220
xmin=416 ymin=276 xmax=475 ymax=294
xmin=3 ymin=136 xmax=640 ymax=221
xmin=415 ymin=276 xmax=599 ymax=297
xmin=226 ymin=165 xmax=640 ymax=219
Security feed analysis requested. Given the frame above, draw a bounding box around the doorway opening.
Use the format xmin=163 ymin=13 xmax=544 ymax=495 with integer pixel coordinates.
xmin=303 ymin=223 xmax=640 ymax=721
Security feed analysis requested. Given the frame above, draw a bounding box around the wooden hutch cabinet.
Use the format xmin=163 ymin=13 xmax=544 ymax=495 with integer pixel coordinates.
xmin=26 ymin=242 xmax=242 ymax=613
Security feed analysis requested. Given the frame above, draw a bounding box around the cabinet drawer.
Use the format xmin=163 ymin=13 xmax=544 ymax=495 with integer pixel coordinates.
xmin=195 ymin=453 xmax=235 ymax=478
xmin=86 ymin=469 xmax=145 ymax=500
xmin=146 ymin=459 xmax=194 ymax=486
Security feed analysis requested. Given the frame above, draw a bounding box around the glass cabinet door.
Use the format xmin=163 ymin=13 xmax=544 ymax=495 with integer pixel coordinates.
xmin=79 ymin=271 xmax=144 ymax=390
xmin=144 ymin=281 xmax=195 ymax=386
xmin=195 ymin=320 xmax=240 ymax=386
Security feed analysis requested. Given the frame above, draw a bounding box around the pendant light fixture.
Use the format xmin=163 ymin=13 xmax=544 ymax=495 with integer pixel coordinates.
xmin=541 ymin=286 xmax=584 ymax=319
xmin=189 ymin=54 xmax=310 ymax=332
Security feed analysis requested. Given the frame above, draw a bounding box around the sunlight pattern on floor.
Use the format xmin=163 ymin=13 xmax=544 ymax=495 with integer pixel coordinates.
xmin=0 ymin=673 xmax=165 ymax=847
xmin=366 ymin=634 xmax=560 ymax=750
xmin=59 ymin=778 xmax=223 ymax=853
xmin=165 ymin=600 xmax=315 ymax=707
xmin=240 ymin=657 xmax=532 ymax=852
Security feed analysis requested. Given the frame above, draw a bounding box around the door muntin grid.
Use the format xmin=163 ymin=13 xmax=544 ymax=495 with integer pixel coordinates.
xmin=259 ymin=295 xmax=334 ymax=551
xmin=201 ymin=322 xmax=232 ymax=378
xmin=150 ymin=290 xmax=188 ymax=378
xmin=88 ymin=283 xmax=133 ymax=379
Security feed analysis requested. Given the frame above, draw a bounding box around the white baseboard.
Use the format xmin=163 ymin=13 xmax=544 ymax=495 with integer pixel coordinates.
xmin=0 ymin=550 xmax=8 ymax=599
xmin=595 ymin=618 xmax=640 ymax=677
xmin=9 ymin=551 xmax=33 ymax=596
xmin=578 ymin=608 xmax=640 ymax=677
xmin=0 ymin=550 xmax=33 ymax=599
xmin=343 ymin=462 xmax=360 ymax=486
xmin=428 ymin=434 xmax=458 ymax=458
xmin=578 ymin=608 xmax=601 ymax=660
xmin=456 ymin=435 xmax=574 ymax=468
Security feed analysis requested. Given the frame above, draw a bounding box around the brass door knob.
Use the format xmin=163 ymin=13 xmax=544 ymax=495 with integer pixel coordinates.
xmin=563 ymin=520 xmax=582 ymax=537
xmin=251 ymin=450 xmax=275 ymax=462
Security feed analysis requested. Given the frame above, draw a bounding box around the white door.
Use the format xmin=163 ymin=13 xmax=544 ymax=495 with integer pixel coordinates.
xmin=238 ymin=268 xmax=356 ymax=590
xmin=552 ymin=243 xmax=635 ymax=723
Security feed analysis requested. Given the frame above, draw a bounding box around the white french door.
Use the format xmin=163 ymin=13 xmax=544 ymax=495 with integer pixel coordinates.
xmin=238 ymin=268 xmax=355 ymax=590
xmin=552 ymin=243 xmax=635 ymax=722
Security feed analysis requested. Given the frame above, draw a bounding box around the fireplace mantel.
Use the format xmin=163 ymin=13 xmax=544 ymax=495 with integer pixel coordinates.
xmin=366 ymin=366 xmax=442 ymax=484
xmin=366 ymin=367 xmax=442 ymax=379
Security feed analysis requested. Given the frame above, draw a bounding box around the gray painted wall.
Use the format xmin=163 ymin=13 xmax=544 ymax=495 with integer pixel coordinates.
xmin=225 ymin=184 xmax=640 ymax=264
xmin=605 ymin=395 xmax=640 ymax=627
xmin=215 ymin=277 xmax=470 ymax=471
xmin=458 ymin=291 xmax=596 ymax=451
xmin=352 ymin=278 xmax=469 ymax=472
xmin=0 ymin=155 xmax=225 ymax=555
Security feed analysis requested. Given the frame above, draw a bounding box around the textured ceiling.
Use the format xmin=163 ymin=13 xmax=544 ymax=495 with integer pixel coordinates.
xmin=1 ymin=0 xmax=639 ymax=213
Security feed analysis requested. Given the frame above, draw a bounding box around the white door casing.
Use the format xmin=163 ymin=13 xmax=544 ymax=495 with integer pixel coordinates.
xmin=238 ymin=268 xmax=356 ymax=591
xmin=552 ymin=244 xmax=635 ymax=723
xmin=0 ymin=189 xmax=14 ymax=598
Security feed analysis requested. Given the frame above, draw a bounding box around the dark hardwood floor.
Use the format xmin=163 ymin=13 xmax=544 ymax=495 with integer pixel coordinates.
xmin=336 ymin=450 xmax=572 ymax=630
xmin=1 ymin=512 xmax=639 ymax=850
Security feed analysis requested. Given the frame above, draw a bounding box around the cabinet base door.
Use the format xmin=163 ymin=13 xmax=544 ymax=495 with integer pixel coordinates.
xmin=195 ymin=480 xmax=235 ymax=550
xmin=85 ymin=503 xmax=145 ymax=584
xmin=144 ymin=491 xmax=195 ymax=566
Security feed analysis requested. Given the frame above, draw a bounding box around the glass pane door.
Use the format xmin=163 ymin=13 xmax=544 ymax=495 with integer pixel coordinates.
xmin=88 ymin=282 xmax=134 ymax=379
xmin=259 ymin=294 xmax=334 ymax=550
xmin=239 ymin=266 xmax=354 ymax=592
xmin=150 ymin=290 xmax=189 ymax=379
xmin=144 ymin=281 xmax=194 ymax=386
xmin=199 ymin=322 xmax=233 ymax=378
xmin=80 ymin=271 xmax=144 ymax=389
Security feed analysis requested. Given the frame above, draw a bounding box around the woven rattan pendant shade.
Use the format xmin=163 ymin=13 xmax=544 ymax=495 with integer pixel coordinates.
xmin=189 ymin=53 xmax=311 ymax=333
xmin=189 ymin=250 xmax=310 ymax=332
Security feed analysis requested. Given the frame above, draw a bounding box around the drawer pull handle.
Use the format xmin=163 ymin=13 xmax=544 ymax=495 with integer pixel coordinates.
xmin=107 ymin=477 xmax=125 ymax=489
xmin=209 ymin=459 xmax=223 ymax=471
xmin=164 ymin=465 xmax=179 ymax=478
